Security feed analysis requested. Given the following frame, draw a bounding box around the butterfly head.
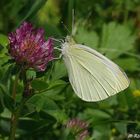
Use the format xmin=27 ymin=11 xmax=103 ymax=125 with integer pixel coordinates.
xmin=61 ymin=36 xmax=76 ymax=55
xmin=62 ymin=35 xmax=75 ymax=49
xmin=65 ymin=36 xmax=75 ymax=45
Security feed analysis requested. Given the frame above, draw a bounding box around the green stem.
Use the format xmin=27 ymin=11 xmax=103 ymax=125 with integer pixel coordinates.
xmin=9 ymin=66 xmax=32 ymax=140
xmin=9 ymin=68 xmax=25 ymax=140
xmin=9 ymin=99 xmax=26 ymax=140
xmin=12 ymin=72 xmax=19 ymax=99
xmin=9 ymin=72 xmax=20 ymax=140
xmin=9 ymin=110 xmax=19 ymax=140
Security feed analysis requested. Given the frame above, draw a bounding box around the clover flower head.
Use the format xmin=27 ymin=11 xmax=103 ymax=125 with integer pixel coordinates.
xmin=67 ymin=118 xmax=89 ymax=140
xmin=8 ymin=22 xmax=54 ymax=71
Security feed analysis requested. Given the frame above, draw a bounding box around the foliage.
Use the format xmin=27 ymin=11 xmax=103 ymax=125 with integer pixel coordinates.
xmin=0 ymin=0 xmax=140 ymax=140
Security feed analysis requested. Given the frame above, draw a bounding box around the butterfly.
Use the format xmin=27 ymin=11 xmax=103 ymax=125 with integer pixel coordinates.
xmin=60 ymin=36 xmax=130 ymax=102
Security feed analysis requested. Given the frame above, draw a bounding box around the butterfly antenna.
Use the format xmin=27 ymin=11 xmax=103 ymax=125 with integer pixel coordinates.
xmin=61 ymin=21 xmax=71 ymax=35
xmin=72 ymin=9 xmax=75 ymax=36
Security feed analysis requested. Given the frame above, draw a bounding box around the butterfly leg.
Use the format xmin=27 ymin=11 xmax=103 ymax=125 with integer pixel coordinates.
xmin=53 ymin=53 xmax=63 ymax=60
xmin=54 ymin=47 xmax=62 ymax=51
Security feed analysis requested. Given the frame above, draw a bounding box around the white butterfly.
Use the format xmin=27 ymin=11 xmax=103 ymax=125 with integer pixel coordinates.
xmin=61 ymin=36 xmax=130 ymax=102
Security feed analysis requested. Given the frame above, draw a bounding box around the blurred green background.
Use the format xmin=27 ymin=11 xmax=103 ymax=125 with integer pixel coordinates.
xmin=0 ymin=0 xmax=140 ymax=140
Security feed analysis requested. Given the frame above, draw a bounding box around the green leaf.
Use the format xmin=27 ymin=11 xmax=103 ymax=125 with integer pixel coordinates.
xmin=44 ymin=23 xmax=62 ymax=37
xmin=67 ymin=0 xmax=75 ymax=31
xmin=100 ymin=22 xmax=136 ymax=59
xmin=0 ymin=34 xmax=8 ymax=47
xmin=43 ymin=92 xmax=65 ymax=101
xmin=40 ymin=83 xmax=67 ymax=96
xmin=48 ymin=80 xmax=67 ymax=89
xmin=19 ymin=0 xmax=47 ymax=23
xmin=0 ymin=83 xmax=7 ymax=94
xmin=115 ymin=58 xmax=140 ymax=71
xmin=0 ymin=65 xmax=13 ymax=85
xmin=51 ymin=60 xmax=67 ymax=81
xmin=75 ymin=26 xmax=99 ymax=48
xmin=27 ymin=93 xmax=67 ymax=122
xmin=26 ymin=69 xmax=36 ymax=80
xmin=42 ymin=98 xmax=59 ymax=111
xmin=117 ymin=93 xmax=129 ymax=111
xmin=99 ymin=96 xmax=118 ymax=108
xmin=82 ymin=108 xmax=111 ymax=123
xmin=31 ymin=80 xmax=48 ymax=91
xmin=3 ymin=94 xmax=15 ymax=112
xmin=115 ymin=123 xmax=127 ymax=135
xmin=27 ymin=94 xmax=59 ymax=112
xmin=0 ymin=108 xmax=11 ymax=119
xmin=42 ymin=87 xmax=66 ymax=101
xmin=45 ymin=110 xmax=68 ymax=123
xmin=37 ymin=0 xmax=61 ymax=25
xmin=93 ymin=124 xmax=111 ymax=140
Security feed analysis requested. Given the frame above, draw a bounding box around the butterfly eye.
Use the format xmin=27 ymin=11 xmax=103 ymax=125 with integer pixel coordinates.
xmin=65 ymin=36 xmax=70 ymax=42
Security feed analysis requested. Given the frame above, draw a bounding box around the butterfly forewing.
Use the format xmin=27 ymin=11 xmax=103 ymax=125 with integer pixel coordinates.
xmin=62 ymin=43 xmax=130 ymax=102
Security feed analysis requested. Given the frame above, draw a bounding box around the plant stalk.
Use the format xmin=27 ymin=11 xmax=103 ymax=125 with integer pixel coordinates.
xmin=9 ymin=71 xmax=20 ymax=140
xmin=9 ymin=68 xmax=26 ymax=140
xmin=9 ymin=110 xmax=19 ymax=140
xmin=9 ymin=99 xmax=26 ymax=140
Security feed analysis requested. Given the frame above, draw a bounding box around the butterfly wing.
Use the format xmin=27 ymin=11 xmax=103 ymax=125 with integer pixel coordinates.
xmin=62 ymin=44 xmax=130 ymax=102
